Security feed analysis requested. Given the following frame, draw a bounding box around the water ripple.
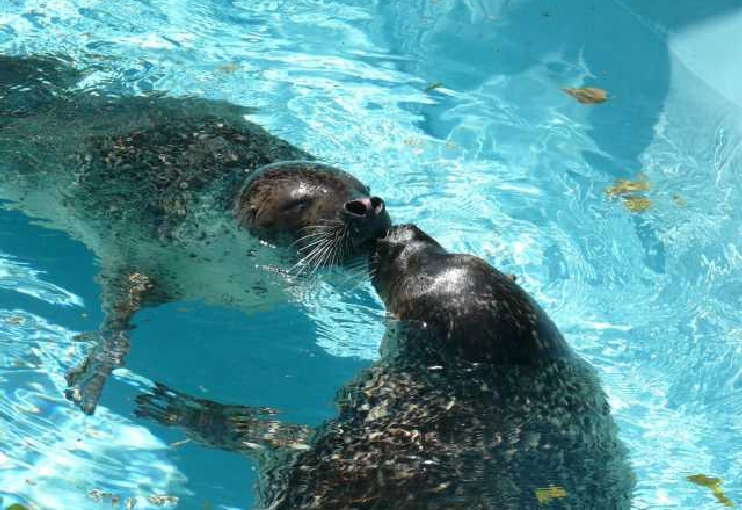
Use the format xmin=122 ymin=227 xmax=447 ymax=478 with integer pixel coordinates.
xmin=0 ymin=307 xmax=187 ymax=509
xmin=1 ymin=0 xmax=742 ymax=508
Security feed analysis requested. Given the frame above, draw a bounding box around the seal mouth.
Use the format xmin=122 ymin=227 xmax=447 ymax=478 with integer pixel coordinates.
xmin=290 ymin=220 xmax=353 ymax=276
xmin=236 ymin=160 xmax=391 ymax=274
xmin=289 ymin=209 xmax=389 ymax=277
xmin=344 ymin=196 xmax=391 ymax=251
xmin=344 ymin=197 xmax=385 ymax=218
xmin=368 ymin=229 xmax=396 ymax=279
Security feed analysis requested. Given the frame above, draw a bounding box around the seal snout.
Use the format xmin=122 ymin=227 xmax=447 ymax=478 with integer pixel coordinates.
xmin=344 ymin=196 xmax=385 ymax=217
xmin=344 ymin=196 xmax=390 ymax=249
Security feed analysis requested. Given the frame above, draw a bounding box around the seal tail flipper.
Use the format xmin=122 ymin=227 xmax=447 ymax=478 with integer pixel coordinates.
xmin=134 ymin=382 xmax=313 ymax=454
xmin=65 ymin=271 xmax=154 ymax=415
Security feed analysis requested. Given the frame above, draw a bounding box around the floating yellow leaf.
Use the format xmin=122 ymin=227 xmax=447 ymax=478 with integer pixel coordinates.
xmin=605 ymin=175 xmax=652 ymax=213
xmin=606 ymin=178 xmax=651 ymax=197
xmin=445 ymin=140 xmax=458 ymax=150
xmin=403 ymin=137 xmax=425 ymax=148
xmin=535 ymin=486 xmax=567 ymax=504
xmin=622 ymin=196 xmax=651 ymax=213
xmin=564 ymin=87 xmax=608 ymax=104
xmin=672 ymin=194 xmax=688 ymax=207
xmin=688 ymin=474 xmax=721 ymax=488
xmin=4 ymin=315 xmax=25 ymax=325
xmin=148 ymin=495 xmax=179 ymax=506
xmin=687 ymin=474 xmax=735 ymax=508
xmin=217 ymin=63 xmax=239 ymax=74
xmin=425 ymin=82 xmax=443 ymax=93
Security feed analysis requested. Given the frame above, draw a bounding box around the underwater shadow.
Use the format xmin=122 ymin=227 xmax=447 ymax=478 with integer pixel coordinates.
xmin=364 ymin=0 xmax=742 ymax=273
xmin=372 ymin=0 xmax=740 ymax=173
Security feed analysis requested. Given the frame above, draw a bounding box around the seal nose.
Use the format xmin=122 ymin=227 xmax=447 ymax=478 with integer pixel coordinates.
xmin=344 ymin=197 xmax=385 ymax=217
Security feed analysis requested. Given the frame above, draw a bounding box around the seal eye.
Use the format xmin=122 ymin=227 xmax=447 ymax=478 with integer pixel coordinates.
xmin=281 ymin=197 xmax=312 ymax=213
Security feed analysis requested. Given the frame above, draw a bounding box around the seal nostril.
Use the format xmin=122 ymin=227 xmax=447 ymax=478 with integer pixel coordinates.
xmin=345 ymin=199 xmax=368 ymax=216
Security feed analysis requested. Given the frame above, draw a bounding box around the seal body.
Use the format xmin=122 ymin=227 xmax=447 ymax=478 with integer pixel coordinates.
xmin=0 ymin=54 xmax=390 ymax=413
xmin=0 ymin=55 xmax=390 ymax=310
xmin=265 ymin=225 xmax=635 ymax=509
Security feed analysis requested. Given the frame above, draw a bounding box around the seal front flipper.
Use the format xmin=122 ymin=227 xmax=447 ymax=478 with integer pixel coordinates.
xmin=134 ymin=382 xmax=312 ymax=453
xmin=65 ymin=270 xmax=155 ymax=415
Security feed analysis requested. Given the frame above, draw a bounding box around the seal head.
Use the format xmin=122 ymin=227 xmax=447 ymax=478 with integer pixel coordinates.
xmin=236 ymin=161 xmax=390 ymax=264
xmin=370 ymin=224 xmax=568 ymax=364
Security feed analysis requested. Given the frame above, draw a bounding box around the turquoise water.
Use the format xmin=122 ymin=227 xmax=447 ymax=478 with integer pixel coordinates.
xmin=1 ymin=0 xmax=742 ymax=509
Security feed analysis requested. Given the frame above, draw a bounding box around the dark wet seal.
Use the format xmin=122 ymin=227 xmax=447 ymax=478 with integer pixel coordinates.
xmin=134 ymin=225 xmax=635 ymax=510
xmin=0 ymin=54 xmax=390 ymax=415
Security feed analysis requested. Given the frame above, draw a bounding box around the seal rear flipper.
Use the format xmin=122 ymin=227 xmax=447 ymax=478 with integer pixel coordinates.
xmin=134 ymin=382 xmax=312 ymax=454
xmin=65 ymin=328 xmax=131 ymax=414
xmin=65 ymin=270 xmax=155 ymax=415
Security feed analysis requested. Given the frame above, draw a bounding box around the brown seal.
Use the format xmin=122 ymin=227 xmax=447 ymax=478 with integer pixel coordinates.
xmin=134 ymin=224 xmax=634 ymax=510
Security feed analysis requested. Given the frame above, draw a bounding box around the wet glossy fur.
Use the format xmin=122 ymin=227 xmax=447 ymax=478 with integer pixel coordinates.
xmin=136 ymin=225 xmax=634 ymax=509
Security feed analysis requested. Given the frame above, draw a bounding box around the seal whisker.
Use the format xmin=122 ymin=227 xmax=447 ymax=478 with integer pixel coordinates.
xmin=342 ymin=254 xmax=373 ymax=287
xmin=309 ymin=236 xmax=338 ymax=276
xmin=291 ymin=230 xmax=331 ymax=248
xmin=306 ymin=223 xmax=346 ymax=276
xmin=291 ymin=236 xmax=336 ymax=276
xmin=296 ymin=224 xmax=342 ymax=235
xmin=328 ymin=224 xmax=349 ymax=269
xmin=294 ymin=231 xmax=334 ymax=252
xmin=341 ymin=226 xmax=353 ymax=263
xmin=298 ymin=226 xmax=344 ymax=253
xmin=303 ymin=219 xmax=344 ymax=230
xmin=320 ymin=226 xmax=346 ymax=273
xmin=335 ymin=266 xmax=372 ymax=292
xmin=343 ymin=259 xmax=369 ymax=274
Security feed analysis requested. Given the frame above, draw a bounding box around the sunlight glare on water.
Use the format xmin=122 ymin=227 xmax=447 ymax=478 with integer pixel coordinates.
xmin=1 ymin=0 xmax=741 ymax=508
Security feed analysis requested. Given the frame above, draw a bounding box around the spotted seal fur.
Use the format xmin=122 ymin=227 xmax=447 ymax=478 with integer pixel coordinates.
xmin=0 ymin=54 xmax=390 ymax=414
xmin=134 ymin=224 xmax=634 ymax=509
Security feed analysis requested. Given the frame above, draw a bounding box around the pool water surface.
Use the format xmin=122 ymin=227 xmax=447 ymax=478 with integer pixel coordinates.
xmin=1 ymin=0 xmax=742 ymax=509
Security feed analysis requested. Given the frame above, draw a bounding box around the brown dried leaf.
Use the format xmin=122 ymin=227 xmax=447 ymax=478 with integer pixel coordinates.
xmin=564 ymin=87 xmax=608 ymax=104
xmin=672 ymin=194 xmax=688 ymax=207
xmin=535 ymin=486 xmax=567 ymax=504
xmin=217 ymin=63 xmax=240 ymax=74
xmin=687 ymin=474 xmax=735 ymax=508
xmin=403 ymin=137 xmax=425 ymax=148
xmin=424 ymin=82 xmax=443 ymax=93
xmin=606 ymin=178 xmax=651 ymax=197
xmin=622 ymin=196 xmax=652 ymax=213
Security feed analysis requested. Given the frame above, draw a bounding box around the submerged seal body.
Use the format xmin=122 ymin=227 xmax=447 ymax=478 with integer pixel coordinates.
xmin=135 ymin=224 xmax=634 ymax=509
xmin=0 ymin=55 xmax=390 ymax=412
